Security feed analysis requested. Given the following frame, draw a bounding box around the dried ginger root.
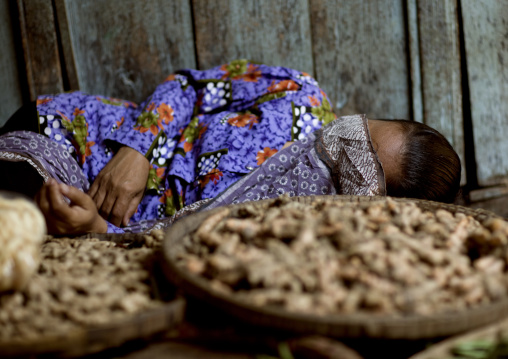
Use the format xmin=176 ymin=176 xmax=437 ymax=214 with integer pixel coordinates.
xmin=0 ymin=231 xmax=166 ymax=341
xmin=0 ymin=193 xmax=46 ymax=292
xmin=179 ymin=197 xmax=508 ymax=316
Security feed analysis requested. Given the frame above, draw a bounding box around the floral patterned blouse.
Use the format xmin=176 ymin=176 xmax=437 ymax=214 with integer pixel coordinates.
xmin=35 ymin=60 xmax=336 ymax=232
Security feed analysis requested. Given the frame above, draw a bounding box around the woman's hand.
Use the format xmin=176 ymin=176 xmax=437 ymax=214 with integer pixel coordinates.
xmin=88 ymin=146 xmax=150 ymax=227
xmin=36 ymin=179 xmax=107 ymax=235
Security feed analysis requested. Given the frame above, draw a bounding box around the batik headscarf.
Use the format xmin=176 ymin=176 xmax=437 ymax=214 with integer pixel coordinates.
xmin=0 ymin=131 xmax=89 ymax=192
xmin=201 ymin=114 xmax=386 ymax=212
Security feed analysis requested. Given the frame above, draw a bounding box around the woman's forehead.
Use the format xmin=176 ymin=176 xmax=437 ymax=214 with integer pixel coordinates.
xmin=367 ymin=120 xmax=403 ymax=148
xmin=367 ymin=119 xmax=404 ymax=177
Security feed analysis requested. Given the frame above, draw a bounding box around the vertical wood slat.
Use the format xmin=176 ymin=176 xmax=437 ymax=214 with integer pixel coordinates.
xmin=0 ymin=0 xmax=24 ymax=123
xmin=407 ymin=0 xmax=423 ymax=124
xmin=410 ymin=0 xmax=466 ymax=185
xmin=17 ymin=0 xmax=64 ymax=100
xmin=192 ymin=0 xmax=313 ymax=74
xmin=309 ymin=0 xmax=409 ymax=120
xmin=55 ymin=0 xmax=196 ymax=103
xmin=54 ymin=0 xmax=79 ymax=91
xmin=461 ymin=0 xmax=508 ymax=187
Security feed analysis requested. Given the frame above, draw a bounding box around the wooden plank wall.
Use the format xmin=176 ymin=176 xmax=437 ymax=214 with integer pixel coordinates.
xmin=0 ymin=0 xmax=24 ymax=124
xmin=310 ymin=0 xmax=409 ymax=120
xmin=18 ymin=0 xmax=64 ymax=99
xmin=193 ymin=0 xmax=314 ymax=74
xmin=3 ymin=0 xmax=508 ymax=195
xmin=461 ymin=0 xmax=508 ymax=187
xmin=55 ymin=0 xmax=196 ymax=103
xmin=56 ymin=0 xmax=411 ymax=122
xmin=408 ymin=0 xmax=466 ymax=185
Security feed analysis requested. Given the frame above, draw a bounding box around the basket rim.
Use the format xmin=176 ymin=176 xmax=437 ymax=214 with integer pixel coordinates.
xmin=161 ymin=195 xmax=507 ymax=339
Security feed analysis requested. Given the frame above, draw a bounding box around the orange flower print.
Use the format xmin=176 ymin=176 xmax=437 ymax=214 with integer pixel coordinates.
xmin=147 ymin=165 xmax=165 ymax=191
xmin=198 ymin=124 xmax=208 ymax=139
xmin=164 ymin=74 xmax=176 ymax=82
xmin=96 ymin=96 xmax=138 ymax=108
xmin=256 ymin=147 xmax=278 ymax=165
xmin=227 ymin=113 xmax=259 ymax=129
xmin=135 ymin=119 xmax=163 ymax=136
xmin=200 ymin=169 xmax=223 ymax=188
xmin=267 ymin=80 xmax=299 ymax=93
xmin=220 ymin=60 xmax=261 ymax=82
xmin=157 ymin=103 xmax=174 ymax=125
xmin=73 ymin=108 xmax=85 ymax=117
xmin=308 ymin=95 xmax=321 ymax=107
xmin=241 ymin=64 xmax=262 ymax=82
xmin=36 ymin=98 xmax=52 ymax=106
xmin=183 ymin=141 xmax=193 ymax=153
xmin=159 ymin=188 xmax=172 ymax=203
xmin=116 ymin=117 xmax=125 ymax=128
xmin=56 ymin=110 xmax=70 ymax=122
xmin=220 ymin=59 xmax=247 ymax=79
xmin=208 ymin=168 xmax=223 ymax=184
xmin=85 ymin=141 xmax=95 ymax=157
xmin=150 ymin=122 xmax=163 ymax=136
xmin=160 ymin=188 xmax=183 ymax=216
xmin=134 ymin=103 xmax=164 ymax=136
xmin=156 ymin=167 xmax=165 ymax=178
xmin=179 ymin=117 xmax=205 ymax=152
xmin=301 ymin=71 xmax=311 ymax=77
xmin=146 ymin=102 xmax=156 ymax=112
xmin=78 ymin=141 xmax=96 ymax=165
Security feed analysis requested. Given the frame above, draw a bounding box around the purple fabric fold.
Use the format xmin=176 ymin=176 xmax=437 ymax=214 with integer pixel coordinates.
xmin=0 ymin=131 xmax=89 ymax=192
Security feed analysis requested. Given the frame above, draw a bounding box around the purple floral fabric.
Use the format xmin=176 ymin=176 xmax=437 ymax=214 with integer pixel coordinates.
xmin=202 ymin=132 xmax=334 ymax=211
xmin=202 ymin=115 xmax=386 ymax=212
xmin=30 ymin=60 xmax=336 ymax=233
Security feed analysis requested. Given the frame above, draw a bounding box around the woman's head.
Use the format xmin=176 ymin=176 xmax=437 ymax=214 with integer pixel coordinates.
xmin=367 ymin=119 xmax=461 ymax=203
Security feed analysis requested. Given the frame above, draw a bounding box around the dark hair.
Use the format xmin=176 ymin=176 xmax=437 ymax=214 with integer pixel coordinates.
xmin=383 ymin=120 xmax=461 ymax=203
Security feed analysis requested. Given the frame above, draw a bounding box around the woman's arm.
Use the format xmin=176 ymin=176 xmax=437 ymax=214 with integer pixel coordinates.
xmin=91 ymin=77 xmax=196 ymax=226
xmin=88 ymin=146 xmax=150 ymax=227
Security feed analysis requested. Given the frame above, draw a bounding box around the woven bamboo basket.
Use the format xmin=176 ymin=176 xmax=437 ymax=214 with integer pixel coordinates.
xmin=0 ymin=233 xmax=186 ymax=357
xmin=161 ymin=195 xmax=506 ymax=340
xmin=0 ymin=299 xmax=185 ymax=357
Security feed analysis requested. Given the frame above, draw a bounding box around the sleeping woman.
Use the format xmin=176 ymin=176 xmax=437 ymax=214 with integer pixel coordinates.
xmin=0 ymin=60 xmax=461 ymax=235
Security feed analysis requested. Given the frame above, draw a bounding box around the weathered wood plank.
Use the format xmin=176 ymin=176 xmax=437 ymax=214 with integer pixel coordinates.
xmin=309 ymin=0 xmax=409 ymax=119
xmin=53 ymin=0 xmax=79 ymax=91
xmin=461 ymin=0 xmax=508 ymax=186
xmin=17 ymin=0 xmax=64 ymax=100
xmin=56 ymin=0 xmax=196 ymax=103
xmin=192 ymin=0 xmax=313 ymax=74
xmin=0 ymin=0 xmax=24 ymax=124
xmin=406 ymin=0 xmax=423 ymax=124
xmin=412 ymin=0 xmax=466 ymax=185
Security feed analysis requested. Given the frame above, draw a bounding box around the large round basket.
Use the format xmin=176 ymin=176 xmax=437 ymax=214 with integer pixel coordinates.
xmin=0 ymin=300 xmax=185 ymax=357
xmin=161 ymin=195 xmax=508 ymax=340
xmin=0 ymin=233 xmax=186 ymax=358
